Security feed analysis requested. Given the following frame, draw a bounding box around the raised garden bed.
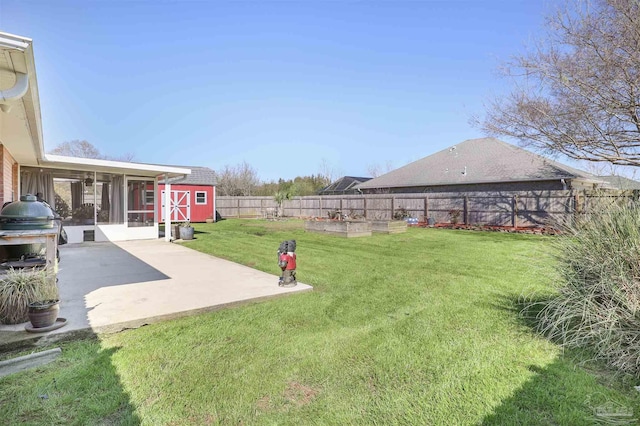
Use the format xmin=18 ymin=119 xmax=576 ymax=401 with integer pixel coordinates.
xmin=304 ymin=220 xmax=371 ymax=237
xmin=413 ymin=222 xmax=559 ymax=235
xmin=369 ymin=220 xmax=407 ymax=234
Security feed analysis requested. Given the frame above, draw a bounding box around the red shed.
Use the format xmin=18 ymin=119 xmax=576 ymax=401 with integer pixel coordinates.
xmin=158 ymin=166 xmax=216 ymax=223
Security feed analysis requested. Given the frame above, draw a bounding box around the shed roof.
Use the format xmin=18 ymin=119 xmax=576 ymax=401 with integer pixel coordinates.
xmin=357 ymin=137 xmax=599 ymax=189
xmin=161 ymin=166 xmax=216 ymax=186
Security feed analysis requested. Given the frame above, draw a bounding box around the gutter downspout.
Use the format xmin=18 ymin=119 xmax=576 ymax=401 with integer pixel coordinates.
xmin=0 ymin=72 xmax=29 ymax=112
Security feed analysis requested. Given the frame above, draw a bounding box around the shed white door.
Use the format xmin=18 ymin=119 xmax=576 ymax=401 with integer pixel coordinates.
xmin=161 ymin=190 xmax=190 ymax=222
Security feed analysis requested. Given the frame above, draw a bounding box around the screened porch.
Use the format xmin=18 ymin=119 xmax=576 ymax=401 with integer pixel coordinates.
xmin=21 ymin=166 xmax=159 ymax=243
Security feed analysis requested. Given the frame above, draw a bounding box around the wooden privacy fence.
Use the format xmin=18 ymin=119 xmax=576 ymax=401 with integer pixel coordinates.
xmin=215 ymin=190 xmax=637 ymax=227
xmin=216 ymin=191 xmax=639 ymax=227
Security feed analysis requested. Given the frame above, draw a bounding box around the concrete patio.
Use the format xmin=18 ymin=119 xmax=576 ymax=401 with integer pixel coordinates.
xmin=0 ymin=240 xmax=312 ymax=350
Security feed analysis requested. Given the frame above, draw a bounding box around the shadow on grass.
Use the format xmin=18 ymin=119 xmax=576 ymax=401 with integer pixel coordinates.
xmin=0 ymin=334 xmax=140 ymax=425
xmin=481 ymin=358 xmax=639 ymax=425
xmin=481 ymin=293 xmax=640 ymax=425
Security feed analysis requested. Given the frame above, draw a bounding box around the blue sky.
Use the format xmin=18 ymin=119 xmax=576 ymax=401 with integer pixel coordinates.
xmin=1 ymin=0 xmax=552 ymax=181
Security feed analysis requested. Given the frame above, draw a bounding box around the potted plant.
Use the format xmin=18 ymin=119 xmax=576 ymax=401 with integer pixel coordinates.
xmin=72 ymin=204 xmax=95 ymax=225
xmin=0 ymin=267 xmax=58 ymax=325
xmin=97 ymin=209 xmax=109 ymax=223
xmin=179 ymin=220 xmax=194 ymax=240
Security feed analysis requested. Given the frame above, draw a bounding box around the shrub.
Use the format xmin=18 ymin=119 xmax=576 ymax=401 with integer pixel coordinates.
xmin=393 ymin=207 xmax=410 ymax=220
xmin=448 ymin=209 xmax=461 ymax=224
xmin=72 ymin=204 xmax=94 ymax=220
xmin=534 ymin=198 xmax=640 ymax=375
xmin=54 ymin=192 xmax=70 ymax=218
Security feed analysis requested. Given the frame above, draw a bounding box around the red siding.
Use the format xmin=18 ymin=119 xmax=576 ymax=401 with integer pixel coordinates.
xmin=158 ymin=184 xmax=215 ymax=223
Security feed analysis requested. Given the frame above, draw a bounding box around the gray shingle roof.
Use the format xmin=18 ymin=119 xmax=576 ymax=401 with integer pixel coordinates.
xmin=597 ymin=175 xmax=640 ymax=190
xmin=356 ymin=138 xmax=597 ymax=189
xmin=161 ymin=166 xmax=216 ymax=186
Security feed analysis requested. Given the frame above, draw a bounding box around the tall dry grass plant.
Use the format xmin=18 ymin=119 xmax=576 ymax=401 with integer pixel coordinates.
xmin=0 ymin=267 xmax=57 ymax=324
xmin=535 ymin=197 xmax=640 ymax=375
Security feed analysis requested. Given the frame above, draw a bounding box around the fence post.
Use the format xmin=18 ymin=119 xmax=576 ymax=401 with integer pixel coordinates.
xmin=424 ymin=195 xmax=429 ymax=223
xmin=319 ymin=197 xmax=322 ymax=218
xmin=237 ymin=198 xmax=241 ymax=218
xmin=364 ymin=197 xmax=368 ymax=219
xmin=340 ymin=198 xmax=343 ymax=212
xmin=464 ymin=196 xmax=469 ymax=225
xmin=391 ymin=197 xmax=395 ymax=220
xmin=512 ymin=195 xmax=518 ymax=228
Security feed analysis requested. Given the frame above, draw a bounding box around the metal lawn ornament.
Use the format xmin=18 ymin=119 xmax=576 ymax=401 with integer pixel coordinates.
xmin=277 ymin=240 xmax=297 ymax=287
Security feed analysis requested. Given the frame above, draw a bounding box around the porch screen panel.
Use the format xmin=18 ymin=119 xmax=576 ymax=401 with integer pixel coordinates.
xmin=127 ymin=179 xmax=154 ymax=227
xmin=21 ymin=170 xmax=54 ymax=206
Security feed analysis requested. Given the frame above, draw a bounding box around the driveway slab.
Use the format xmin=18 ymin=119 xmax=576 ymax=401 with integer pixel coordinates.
xmin=0 ymin=240 xmax=312 ymax=350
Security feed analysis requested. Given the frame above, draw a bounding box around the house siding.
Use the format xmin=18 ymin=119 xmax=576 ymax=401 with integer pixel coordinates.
xmin=0 ymin=145 xmax=17 ymax=205
xmin=158 ymin=184 xmax=215 ymax=223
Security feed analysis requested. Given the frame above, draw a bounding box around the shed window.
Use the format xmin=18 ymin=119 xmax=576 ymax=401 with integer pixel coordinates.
xmin=195 ymin=191 xmax=207 ymax=205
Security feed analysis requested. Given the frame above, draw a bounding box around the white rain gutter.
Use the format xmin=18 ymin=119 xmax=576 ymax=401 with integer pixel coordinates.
xmin=0 ymin=32 xmax=31 ymax=51
xmin=0 ymin=72 xmax=29 ymax=102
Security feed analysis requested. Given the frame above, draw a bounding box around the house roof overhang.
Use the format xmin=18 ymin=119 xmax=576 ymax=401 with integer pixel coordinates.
xmin=357 ymin=176 xmax=608 ymax=190
xmin=0 ymin=32 xmax=45 ymax=164
xmin=39 ymin=154 xmax=191 ymax=179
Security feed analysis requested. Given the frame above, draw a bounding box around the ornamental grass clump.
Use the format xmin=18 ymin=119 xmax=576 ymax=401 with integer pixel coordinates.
xmin=535 ymin=198 xmax=640 ymax=375
xmin=0 ymin=267 xmax=57 ymax=324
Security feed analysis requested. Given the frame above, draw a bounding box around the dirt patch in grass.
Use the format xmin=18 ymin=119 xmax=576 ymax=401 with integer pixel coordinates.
xmin=257 ymin=382 xmax=318 ymax=412
xmin=284 ymin=381 xmax=318 ymax=407
xmin=96 ymin=405 xmax=130 ymax=426
xmin=256 ymin=396 xmax=271 ymax=412
xmin=367 ymin=376 xmax=378 ymax=394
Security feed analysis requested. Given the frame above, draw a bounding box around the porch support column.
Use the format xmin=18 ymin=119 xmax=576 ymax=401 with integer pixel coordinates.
xmin=164 ymin=175 xmax=172 ymax=242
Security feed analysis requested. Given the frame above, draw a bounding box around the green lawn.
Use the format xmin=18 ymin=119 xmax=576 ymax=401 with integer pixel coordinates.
xmin=2 ymin=219 xmax=639 ymax=425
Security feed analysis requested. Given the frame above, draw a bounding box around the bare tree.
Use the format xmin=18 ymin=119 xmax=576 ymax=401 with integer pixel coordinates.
xmin=480 ymin=0 xmax=640 ymax=167
xmin=112 ymin=152 xmax=137 ymax=162
xmin=318 ymin=158 xmax=343 ymax=183
xmin=366 ymin=160 xmax=394 ymax=178
xmin=215 ymin=162 xmax=260 ymax=196
xmin=49 ymin=140 xmax=103 ymax=158
xmin=580 ymin=160 xmax=638 ymax=179
xmin=49 ymin=140 xmax=136 ymax=161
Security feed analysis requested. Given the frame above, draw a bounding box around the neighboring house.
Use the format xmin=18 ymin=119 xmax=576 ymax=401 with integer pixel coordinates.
xmin=596 ymin=175 xmax=640 ymax=190
xmin=159 ymin=166 xmax=216 ymax=223
xmin=0 ymin=32 xmax=189 ymax=244
xmin=319 ymin=176 xmax=372 ymax=195
xmin=356 ymin=137 xmax=606 ymax=194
